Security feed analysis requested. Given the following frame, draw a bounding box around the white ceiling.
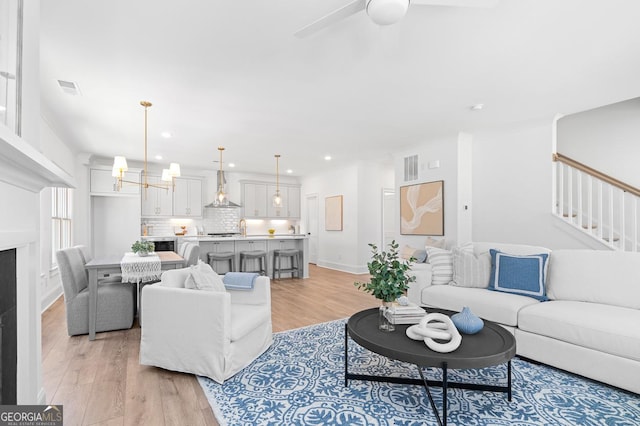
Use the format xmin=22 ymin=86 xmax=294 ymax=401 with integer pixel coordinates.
xmin=40 ymin=0 xmax=640 ymax=177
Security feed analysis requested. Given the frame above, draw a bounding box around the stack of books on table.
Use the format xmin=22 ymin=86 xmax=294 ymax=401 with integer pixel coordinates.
xmin=384 ymin=303 xmax=426 ymax=325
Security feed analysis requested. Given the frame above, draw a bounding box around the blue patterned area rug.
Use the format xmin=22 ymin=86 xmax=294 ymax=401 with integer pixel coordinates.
xmin=198 ymin=319 xmax=640 ymax=426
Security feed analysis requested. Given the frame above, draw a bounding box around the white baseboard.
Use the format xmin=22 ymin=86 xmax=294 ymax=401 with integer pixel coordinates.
xmin=41 ymin=286 xmax=62 ymax=313
xmin=316 ymin=260 xmax=368 ymax=275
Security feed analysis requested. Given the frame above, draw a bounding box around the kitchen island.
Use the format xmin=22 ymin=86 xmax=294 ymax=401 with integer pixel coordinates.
xmin=182 ymin=235 xmax=309 ymax=278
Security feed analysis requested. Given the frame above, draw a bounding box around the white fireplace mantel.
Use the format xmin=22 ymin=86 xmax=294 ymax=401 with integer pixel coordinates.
xmin=0 ymin=126 xmax=75 ymax=192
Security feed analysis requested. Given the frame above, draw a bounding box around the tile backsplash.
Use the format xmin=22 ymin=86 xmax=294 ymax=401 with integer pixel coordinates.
xmin=141 ymin=208 xmax=299 ymax=236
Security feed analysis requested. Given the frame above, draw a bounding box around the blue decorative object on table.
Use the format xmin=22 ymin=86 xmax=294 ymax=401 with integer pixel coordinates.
xmin=451 ymin=306 xmax=484 ymax=334
xmin=396 ymin=295 xmax=409 ymax=306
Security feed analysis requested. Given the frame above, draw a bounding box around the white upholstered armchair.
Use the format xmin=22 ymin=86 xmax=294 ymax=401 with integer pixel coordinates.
xmin=139 ymin=266 xmax=272 ymax=383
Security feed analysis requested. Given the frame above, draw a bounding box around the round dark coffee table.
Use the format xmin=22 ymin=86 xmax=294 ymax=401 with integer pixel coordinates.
xmin=345 ymin=308 xmax=516 ymax=426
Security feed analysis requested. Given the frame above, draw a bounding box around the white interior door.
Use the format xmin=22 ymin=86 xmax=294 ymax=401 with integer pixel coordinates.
xmin=305 ymin=194 xmax=319 ymax=264
xmin=382 ymin=188 xmax=395 ymax=248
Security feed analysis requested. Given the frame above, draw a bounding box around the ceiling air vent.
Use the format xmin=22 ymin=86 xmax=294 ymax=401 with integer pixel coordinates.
xmin=404 ymin=154 xmax=418 ymax=182
xmin=57 ymin=80 xmax=81 ymax=95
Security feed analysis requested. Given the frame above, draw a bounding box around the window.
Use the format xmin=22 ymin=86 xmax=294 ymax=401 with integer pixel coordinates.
xmin=52 ymin=187 xmax=73 ymax=265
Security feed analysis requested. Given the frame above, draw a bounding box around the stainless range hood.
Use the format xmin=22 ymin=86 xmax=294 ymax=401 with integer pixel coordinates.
xmin=205 ymin=170 xmax=241 ymax=208
xmin=204 ymin=200 xmax=241 ymax=208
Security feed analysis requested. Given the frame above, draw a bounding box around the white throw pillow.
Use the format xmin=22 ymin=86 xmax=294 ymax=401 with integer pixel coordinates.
xmin=184 ymin=261 xmax=226 ymax=292
xmin=450 ymin=244 xmax=491 ymax=288
xmin=425 ymin=247 xmax=453 ymax=285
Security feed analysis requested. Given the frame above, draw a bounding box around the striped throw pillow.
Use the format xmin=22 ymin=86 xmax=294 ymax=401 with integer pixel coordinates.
xmin=426 ymin=247 xmax=453 ymax=285
xmin=450 ymin=244 xmax=491 ymax=288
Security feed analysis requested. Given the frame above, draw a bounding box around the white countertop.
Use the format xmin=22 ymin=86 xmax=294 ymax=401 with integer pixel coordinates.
xmin=172 ymin=234 xmax=305 ymax=242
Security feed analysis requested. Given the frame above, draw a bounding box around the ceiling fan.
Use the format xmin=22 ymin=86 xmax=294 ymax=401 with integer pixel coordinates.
xmin=294 ymin=0 xmax=499 ymax=38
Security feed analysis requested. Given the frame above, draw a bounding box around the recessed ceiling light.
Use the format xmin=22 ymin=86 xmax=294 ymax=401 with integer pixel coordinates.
xmin=155 ymin=155 xmax=163 ymax=160
xmin=286 ymin=169 xmax=293 ymax=174
xmin=161 ymin=131 xmax=172 ymax=138
xmin=470 ymin=103 xmax=484 ymax=111
xmin=324 ymin=155 xmax=332 ymax=161
xmin=228 ymin=163 xmax=236 ymax=168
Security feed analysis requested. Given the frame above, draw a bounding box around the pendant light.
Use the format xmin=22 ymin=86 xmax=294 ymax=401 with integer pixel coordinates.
xmin=215 ymin=147 xmax=229 ymax=206
xmin=112 ymin=101 xmax=180 ymax=194
xmin=272 ymin=154 xmax=282 ymax=207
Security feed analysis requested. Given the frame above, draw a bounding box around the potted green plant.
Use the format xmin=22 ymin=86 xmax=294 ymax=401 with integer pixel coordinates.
xmin=355 ymin=240 xmax=416 ymax=331
xmin=131 ymin=240 xmax=155 ymax=257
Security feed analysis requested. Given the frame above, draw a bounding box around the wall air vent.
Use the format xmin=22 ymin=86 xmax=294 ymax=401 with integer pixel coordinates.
xmin=57 ymin=80 xmax=81 ymax=95
xmin=404 ymin=154 xmax=418 ymax=182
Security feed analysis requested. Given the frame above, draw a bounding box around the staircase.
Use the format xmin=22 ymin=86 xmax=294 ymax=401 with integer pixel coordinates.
xmin=553 ymin=153 xmax=639 ymax=252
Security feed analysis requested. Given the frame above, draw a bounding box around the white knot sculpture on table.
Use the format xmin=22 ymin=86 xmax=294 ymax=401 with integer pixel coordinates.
xmin=406 ymin=313 xmax=462 ymax=353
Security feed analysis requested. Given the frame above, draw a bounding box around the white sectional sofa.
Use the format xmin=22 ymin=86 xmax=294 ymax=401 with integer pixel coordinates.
xmin=407 ymin=242 xmax=640 ymax=394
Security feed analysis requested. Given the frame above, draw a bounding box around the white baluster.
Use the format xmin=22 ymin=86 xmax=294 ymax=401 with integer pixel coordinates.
xmin=597 ymin=180 xmax=603 ymax=240
xmin=619 ymin=189 xmax=625 ymax=250
xmin=558 ymin=163 xmax=564 ymax=217
xmin=587 ymin=175 xmax=593 ymax=235
xmin=631 ymin=197 xmax=638 ymax=251
xmin=608 ymin=185 xmax=614 ymax=247
xmin=577 ymin=171 xmax=583 ymax=229
xmin=567 ymin=167 xmax=573 ymax=224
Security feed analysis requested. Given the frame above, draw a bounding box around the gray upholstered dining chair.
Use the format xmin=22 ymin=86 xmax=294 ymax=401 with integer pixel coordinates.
xmin=182 ymin=243 xmax=201 ymax=267
xmin=56 ymin=247 xmax=136 ymax=336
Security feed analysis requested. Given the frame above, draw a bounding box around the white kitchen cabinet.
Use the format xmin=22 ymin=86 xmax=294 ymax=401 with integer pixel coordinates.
xmin=286 ymin=186 xmax=301 ymax=218
xmin=90 ymin=168 xmax=140 ymax=195
xmin=173 ymin=177 xmax=202 ymax=217
xmin=266 ymin=185 xmax=301 ymax=218
xmin=242 ymin=182 xmax=268 ymax=218
xmin=141 ymin=175 xmax=173 ymax=217
xmin=235 ymin=240 xmax=267 ymax=253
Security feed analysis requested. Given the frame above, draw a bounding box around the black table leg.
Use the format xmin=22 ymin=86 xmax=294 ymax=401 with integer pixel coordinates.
xmin=508 ymin=360 xmax=512 ymax=401
xmin=442 ymin=362 xmax=448 ymax=426
xmin=418 ymin=367 xmax=444 ymax=426
xmin=344 ymin=323 xmax=349 ymax=387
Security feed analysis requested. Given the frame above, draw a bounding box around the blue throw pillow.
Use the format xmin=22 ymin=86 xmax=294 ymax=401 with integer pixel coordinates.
xmin=488 ymin=249 xmax=548 ymax=301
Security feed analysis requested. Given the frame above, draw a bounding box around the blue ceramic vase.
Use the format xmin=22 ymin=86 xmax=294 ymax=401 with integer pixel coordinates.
xmin=451 ymin=306 xmax=484 ymax=334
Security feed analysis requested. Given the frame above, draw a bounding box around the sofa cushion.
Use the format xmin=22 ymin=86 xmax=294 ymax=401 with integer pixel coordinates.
xmin=450 ymin=244 xmax=491 ymax=288
xmin=488 ymin=250 xmax=549 ymax=301
xmin=230 ymin=304 xmax=271 ymax=342
xmin=547 ymin=250 xmax=640 ymax=310
xmin=422 ymin=285 xmax=539 ymax=327
xmin=426 ymin=247 xmax=453 ymax=285
xmin=518 ymin=301 xmax=640 ymax=362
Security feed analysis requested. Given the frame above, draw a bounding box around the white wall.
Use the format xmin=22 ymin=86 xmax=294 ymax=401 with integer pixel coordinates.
xmin=472 ymin=119 xmax=605 ymax=249
xmin=557 ymin=97 xmax=640 ymax=188
xmin=39 ymin=119 xmax=77 ymax=311
xmin=301 ymin=161 xmax=393 ymax=274
xmin=394 ymin=134 xmax=460 ymax=250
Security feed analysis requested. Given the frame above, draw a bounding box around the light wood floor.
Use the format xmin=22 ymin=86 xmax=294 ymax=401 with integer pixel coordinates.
xmin=42 ymin=264 xmax=377 ymax=426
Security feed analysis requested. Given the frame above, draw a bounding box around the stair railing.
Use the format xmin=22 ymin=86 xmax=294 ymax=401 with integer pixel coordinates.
xmin=553 ymin=153 xmax=639 ymax=252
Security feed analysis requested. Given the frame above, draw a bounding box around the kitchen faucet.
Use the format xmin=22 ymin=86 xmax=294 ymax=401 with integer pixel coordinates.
xmin=239 ymin=218 xmax=247 ymax=237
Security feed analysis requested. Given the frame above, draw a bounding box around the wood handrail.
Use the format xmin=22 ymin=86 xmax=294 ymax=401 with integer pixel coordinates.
xmin=553 ymin=153 xmax=640 ymax=197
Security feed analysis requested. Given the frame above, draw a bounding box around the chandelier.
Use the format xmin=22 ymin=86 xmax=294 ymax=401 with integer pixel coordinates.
xmin=112 ymin=101 xmax=181 ymax=195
